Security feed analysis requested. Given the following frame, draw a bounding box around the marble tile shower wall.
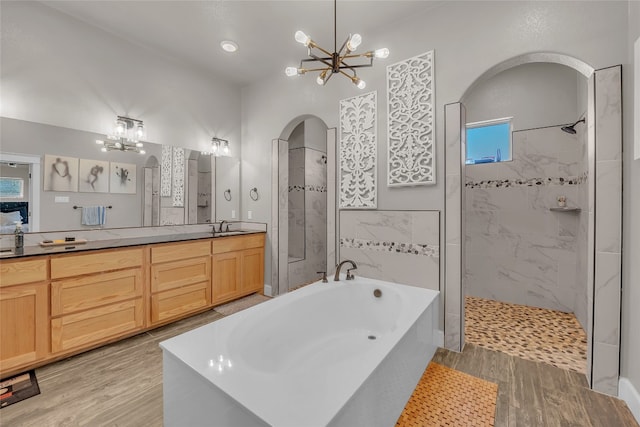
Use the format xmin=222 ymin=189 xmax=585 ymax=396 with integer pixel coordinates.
xmin=465 ymin=125 xmax=588 ymax=325
xmin=288 ymin=148 xmax=305 ymax=260
xmin=339 ymin=210 xmax=439 ymax=290
xmin=288 ymin=148 xmax=327 ymax=287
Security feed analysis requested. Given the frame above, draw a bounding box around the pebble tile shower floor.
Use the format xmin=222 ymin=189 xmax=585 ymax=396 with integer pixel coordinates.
xmin=465 ymin=296 xmax=587 ymax=374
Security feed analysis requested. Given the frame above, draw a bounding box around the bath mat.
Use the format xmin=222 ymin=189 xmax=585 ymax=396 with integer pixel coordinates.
xmin=213 ymin=293 xmax=271 ymax=316
xmin=396 ymin=362 xmax=498 ymax=427
xmin=465 ymin=296 xmax=587 ymax=374
xmin=0 ymin=371 xmax=40 ymax=409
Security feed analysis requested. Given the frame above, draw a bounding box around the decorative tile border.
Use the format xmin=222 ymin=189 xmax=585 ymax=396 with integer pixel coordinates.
xmin=288 ymin=185 xmax=327 ymax=193
xmin=465 ymin=172 xmax=587 ymax=189
xmin=341 ymin=237 xmax=439 ymax=258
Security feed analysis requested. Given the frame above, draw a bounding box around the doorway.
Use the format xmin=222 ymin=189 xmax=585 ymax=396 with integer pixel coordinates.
xmin=444 ymin=54 xmax=623 ymax=396
xmin=271 ymin=115 xmax=337 ymax=296
xmin=0 ymin=153 xmax=41 ymax=232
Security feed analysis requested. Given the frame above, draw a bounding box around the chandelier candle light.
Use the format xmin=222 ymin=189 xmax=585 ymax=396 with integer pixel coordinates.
xmin=96 ymin=116 xmax=146 ymax=154
xmin=285 ymin=0 xmax=389 ymax=88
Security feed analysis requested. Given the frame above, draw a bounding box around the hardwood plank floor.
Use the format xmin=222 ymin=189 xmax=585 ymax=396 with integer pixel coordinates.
xmin=1 ymin=312 xmax=638 ymax=426
xmin=433 ymin=344 xmax=639 ymax=427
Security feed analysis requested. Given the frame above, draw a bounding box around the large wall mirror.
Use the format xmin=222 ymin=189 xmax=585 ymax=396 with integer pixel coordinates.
xmin=0 ymin=117 xmax=239 ymax=233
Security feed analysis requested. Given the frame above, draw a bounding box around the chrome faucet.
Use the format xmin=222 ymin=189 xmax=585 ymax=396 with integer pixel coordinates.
xmin=334 ymin=260 xmax=357 ymax=281
xmin=219 ymin=220 xmax=229 ymax=233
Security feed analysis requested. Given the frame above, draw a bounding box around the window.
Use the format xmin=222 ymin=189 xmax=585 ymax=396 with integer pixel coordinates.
xmin=466 ymin=117 xmax=512 ymax=164
xmin=0 ymin=177 xmax=24 ymax=198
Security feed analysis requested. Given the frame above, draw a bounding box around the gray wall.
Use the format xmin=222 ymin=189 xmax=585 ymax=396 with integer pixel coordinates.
xmin=621 ymin=0 xmax=640 ymax=404
xmin=464 ymin=62 xmax=582 ymax=130
xmin=1 ymin=1 xmax=241 ymax=155
xmin=241 ymin=1 xmax=628 ymax=291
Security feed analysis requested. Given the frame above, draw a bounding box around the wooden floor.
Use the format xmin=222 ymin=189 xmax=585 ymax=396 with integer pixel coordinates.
xmin=1 ymin=309 xmax=638 ymax=426
xmin=433 ymin=344 xmax=638 ymax=427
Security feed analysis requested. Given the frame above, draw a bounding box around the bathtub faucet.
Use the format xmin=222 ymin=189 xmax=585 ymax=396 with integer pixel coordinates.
xmin=334 ymin=260 xmax=358 ymax=281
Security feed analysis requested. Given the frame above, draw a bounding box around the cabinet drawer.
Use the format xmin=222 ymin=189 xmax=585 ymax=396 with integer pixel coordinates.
xmin=151 ymin=256 xmax=211 ymax=293
xmin=151 ymin=282 xmax=210 ymax=324
xmin=151 ymin=240 xmax=211 ymax=264
xmin=51 ymin=268 xmax=143 ymax=316
xmin=51 ymin=248 xmax=143 ymax=279
xmin=0 ymin=258 xmax=48 ymax=287
xmin=51 ymin=298 xmax=143 ymax=353
xmin=212 ymin=233 xmax=265 ymax=254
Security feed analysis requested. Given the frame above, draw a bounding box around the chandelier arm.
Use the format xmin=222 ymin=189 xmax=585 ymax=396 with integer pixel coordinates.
xmin=303 ymin=66 xmax=333 ymax=73
xmin=307 ymin=53 xmax=335 ymax=70
xmin=311 ymin=44 xmax=334 ymax=58
xmin=337 ymin=68 xmax=357 ymax=80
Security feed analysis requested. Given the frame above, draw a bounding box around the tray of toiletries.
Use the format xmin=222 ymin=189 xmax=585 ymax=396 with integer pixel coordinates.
xmin=39 ymin=238 xmax=88 ymax=247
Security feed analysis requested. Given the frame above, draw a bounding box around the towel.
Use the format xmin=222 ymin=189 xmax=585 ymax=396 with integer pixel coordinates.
xmin=81 ymin=206 xmax=106 ymax=226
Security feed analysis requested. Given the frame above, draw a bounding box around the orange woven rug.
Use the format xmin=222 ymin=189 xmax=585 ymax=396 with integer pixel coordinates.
xmin=396 ymin=362 xmax=498 ymax=427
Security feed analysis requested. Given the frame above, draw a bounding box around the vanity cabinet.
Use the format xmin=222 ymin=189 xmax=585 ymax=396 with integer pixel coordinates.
xmin=0 ymin=259 xmax=49 ymax=373
xmin=49 ymin=248 xmax=145 ymax=354
xmin=212 ymin=234 xmax=265 ymax=304
xmin=150 ymin=240 xmax=211 ymax=326
xmin=0 ymin=232 xmax=265 ymax=378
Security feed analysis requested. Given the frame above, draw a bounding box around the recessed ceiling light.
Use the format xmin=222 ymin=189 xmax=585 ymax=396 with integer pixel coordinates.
xmin=220 ymin=41 xmax=238 ymax=53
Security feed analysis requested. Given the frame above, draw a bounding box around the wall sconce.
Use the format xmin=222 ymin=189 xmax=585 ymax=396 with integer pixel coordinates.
xmin=95 ymin=116 xmax=146 ymax=154
xmin=203 ymin=137 xmax=231 ymax=157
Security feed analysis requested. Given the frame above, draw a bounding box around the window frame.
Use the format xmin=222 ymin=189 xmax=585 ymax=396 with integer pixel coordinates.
xmin=0 ymin=177 xmax=25 ymax=199
xmin=465 ymin=116 xmax=513 ymax=165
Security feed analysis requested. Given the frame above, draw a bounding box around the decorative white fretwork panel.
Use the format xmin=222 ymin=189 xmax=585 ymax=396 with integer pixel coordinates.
xmin=387 ymin=50 xmax=435 ymax=186
xmin=339 ymin=91 xmax=377 ymax=209
xmin=172 ymin=147 xmax=185 ymax=207
xmin=161 ymin=145 xmax=172 ymax=197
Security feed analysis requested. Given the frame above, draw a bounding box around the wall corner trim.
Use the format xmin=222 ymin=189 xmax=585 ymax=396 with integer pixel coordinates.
xmin=619 ymin=377 xmax=640 ymax=424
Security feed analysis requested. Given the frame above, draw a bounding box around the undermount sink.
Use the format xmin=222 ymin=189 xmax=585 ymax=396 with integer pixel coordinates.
xmin=213 ymin=230 xmax=251 ymax=237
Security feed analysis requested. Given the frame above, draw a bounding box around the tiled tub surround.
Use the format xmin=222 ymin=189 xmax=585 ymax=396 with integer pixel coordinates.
xmin=464 ymin=125 xmax=589 ymax=329
xmin=161 ymin=277 xmax=440 ymax=427
xmin=339 ymin=210 xmax=439 ymax=291
xmin=465 ymin=296 xmax=587 ymax=374
xmin=287 ymin=147 xmax=327 ymax=288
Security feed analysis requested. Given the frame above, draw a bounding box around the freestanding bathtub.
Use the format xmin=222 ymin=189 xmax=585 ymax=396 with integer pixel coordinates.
xmin=160 ymin=276 xmax=440 ymax=427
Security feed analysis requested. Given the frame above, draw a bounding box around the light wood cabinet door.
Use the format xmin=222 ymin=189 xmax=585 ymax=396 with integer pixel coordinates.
xmin=0 ymin=282 xmax=49 ymax=374
xmin=212 ymin=252 xmax=241 ymax=304
xmin=241 ymin=248 xmax=264 ymax=294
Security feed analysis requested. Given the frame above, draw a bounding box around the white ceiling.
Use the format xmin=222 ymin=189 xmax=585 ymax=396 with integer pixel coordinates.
xmin=41 ymin=1 xmax=438 ymax=87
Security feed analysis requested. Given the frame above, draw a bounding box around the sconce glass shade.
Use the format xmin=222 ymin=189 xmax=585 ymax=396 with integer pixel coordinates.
xmin=98 ymin=116 xmax=146 ymax=154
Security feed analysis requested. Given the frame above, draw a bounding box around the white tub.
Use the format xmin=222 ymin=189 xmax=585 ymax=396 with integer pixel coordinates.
xmin=160 ymin=276 xmax=439 ymax=427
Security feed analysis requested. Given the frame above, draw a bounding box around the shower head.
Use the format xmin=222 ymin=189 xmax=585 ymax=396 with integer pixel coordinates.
xmin=561 ymin=118 xmax=586 ymax=134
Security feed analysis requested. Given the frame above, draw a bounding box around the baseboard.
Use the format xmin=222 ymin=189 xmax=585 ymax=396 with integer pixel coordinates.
xmin=619 ymin=377 xmax=640 ymax=424
xmin=435 ymin=330 xmax=444 ymax=347
xmin=263 ymin=284 xmax=272 ymax=297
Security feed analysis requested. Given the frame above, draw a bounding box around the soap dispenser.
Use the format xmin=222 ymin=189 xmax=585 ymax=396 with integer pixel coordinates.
xmin=14 ymin=221 xmax=24 ymax=250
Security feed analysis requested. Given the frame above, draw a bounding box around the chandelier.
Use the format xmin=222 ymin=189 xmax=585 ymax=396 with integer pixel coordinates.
xmin=95 ymin=116 xmax=146 ymax=154
xmin=285 ymin=0 xmax=389 ymax=89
